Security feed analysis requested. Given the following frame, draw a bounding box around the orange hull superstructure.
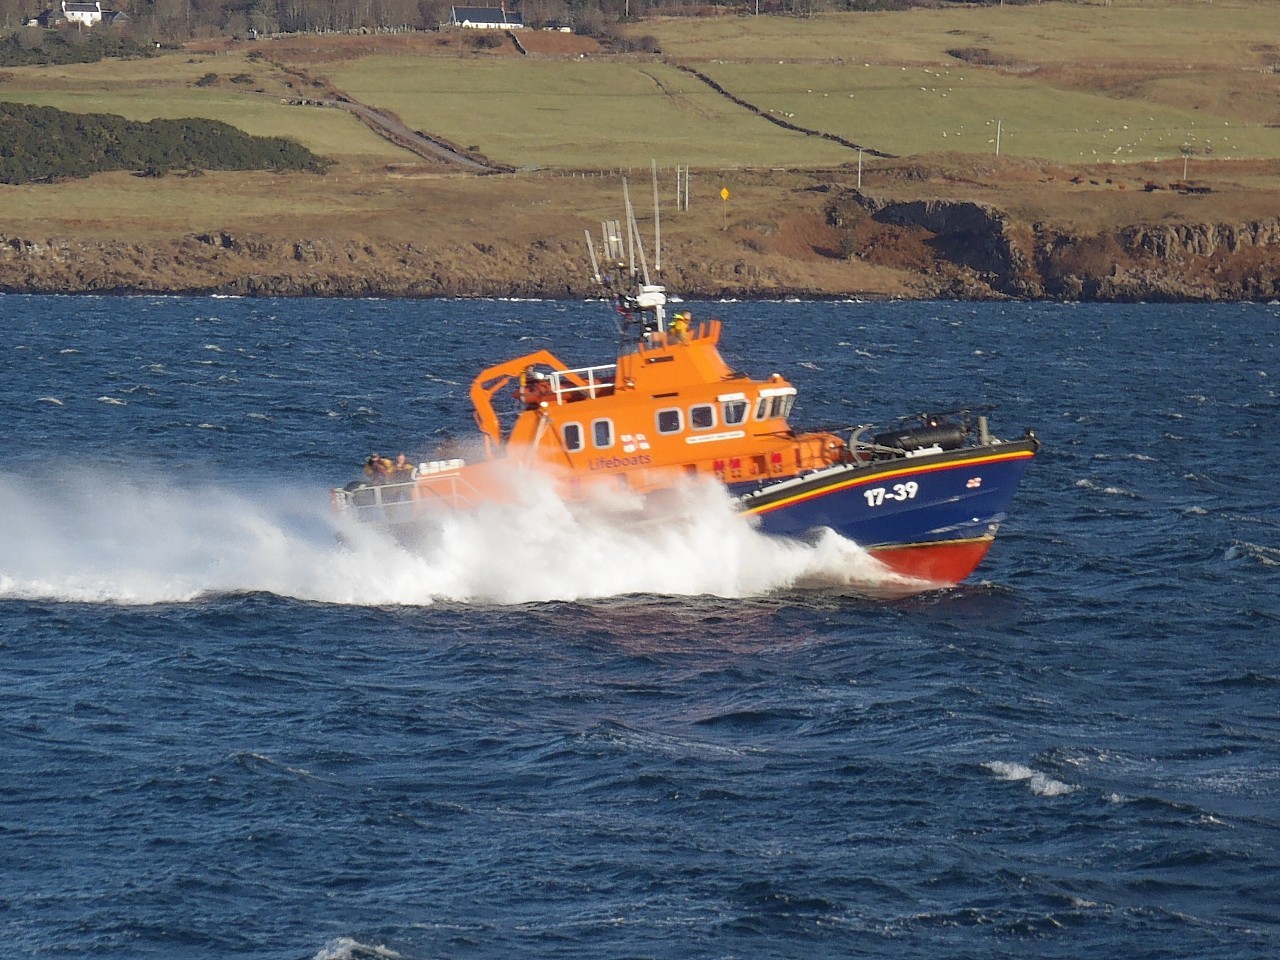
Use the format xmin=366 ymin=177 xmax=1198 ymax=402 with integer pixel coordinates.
xmin=462 ymin=320 xmax=846 ymax=498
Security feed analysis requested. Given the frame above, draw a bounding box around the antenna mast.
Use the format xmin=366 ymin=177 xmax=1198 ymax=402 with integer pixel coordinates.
xmin=622 ymin=177 xmax=652 ymax=287
xmin=584 ymin=229 xmax=602 ymax=286
xmin=586 ymin=174 xmax=668 ymax=345
xmin=651 ymin=160 xmax=662 ymax=276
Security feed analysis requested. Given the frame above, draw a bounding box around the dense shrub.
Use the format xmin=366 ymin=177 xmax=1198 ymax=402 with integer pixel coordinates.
xmin=0 ymin=102 xmax=334 ymax=184
xmin=467 ymin=31 xmax=506 ymax=50
xmin=609 ymin=33 xmax=662 ymax=53
xmin=0 ymin=31 xmax=154 ymax=67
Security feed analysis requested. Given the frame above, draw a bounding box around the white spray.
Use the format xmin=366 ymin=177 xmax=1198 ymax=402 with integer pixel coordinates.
xmin=0 ymin=469 xmax=919 ymax=606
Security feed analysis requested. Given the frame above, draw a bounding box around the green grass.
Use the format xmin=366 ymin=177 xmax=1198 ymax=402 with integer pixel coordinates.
xmin=0 ymin=87 xmax=408 ymax=160
xmin=698 ymin=61 xmax=1280 ymax=162
xmin=640 ymin=1 xmax=1276 ymax=68
xmin=3 ymin=1 xmax=1279 ymax=173
xmin=632 ymin=1 xmax=1280 ymax=164
xmin=0 ymin=53 xmax=411 ymax=162
xmin=327 ymin=56 xmax=856 ymax=168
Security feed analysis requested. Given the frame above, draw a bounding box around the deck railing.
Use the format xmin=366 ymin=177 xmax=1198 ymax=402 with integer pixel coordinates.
xmin=548 ymin=363 xmax=617 ymax=403
xmin=333 ymin=461 xmax=484 ymax=523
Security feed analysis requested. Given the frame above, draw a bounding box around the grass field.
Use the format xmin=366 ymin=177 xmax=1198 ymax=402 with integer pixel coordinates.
xmin=3 ymin=1 xmax=1278 ymax=172
xmin=310 ymin=1 xmax=1280 ymax=168
xmin=633 ymin=1 xmax=1280 ymax=165
xmin=639 ymin=1 xmax=1276 ymax=70
xmin=326 ymin=56 xmax=855 ymax=168
xmin=0 ymin=53 xmax=410 ymax=163
xmin=697 ymin=61 xmax=1280 ymax=162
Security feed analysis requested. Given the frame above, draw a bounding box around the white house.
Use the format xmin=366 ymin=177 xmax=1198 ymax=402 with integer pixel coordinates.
xmin=450 ymin=6 xmax=524 ymax=29
xmin=61 ymin=1 xmax=103 ymax=27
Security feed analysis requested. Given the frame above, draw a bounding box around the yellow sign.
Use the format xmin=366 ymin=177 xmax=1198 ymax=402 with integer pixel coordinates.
xmin=720 ymin=187 xmax=730 ymax=201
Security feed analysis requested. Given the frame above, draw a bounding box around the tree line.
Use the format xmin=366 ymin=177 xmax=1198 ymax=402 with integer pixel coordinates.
xmin=0 ymin=101 xmax=332 ymax=182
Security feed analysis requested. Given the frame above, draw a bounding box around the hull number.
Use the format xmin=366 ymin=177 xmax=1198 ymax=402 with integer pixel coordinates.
xmin=864 ymin=481 xmax=919 ymax=507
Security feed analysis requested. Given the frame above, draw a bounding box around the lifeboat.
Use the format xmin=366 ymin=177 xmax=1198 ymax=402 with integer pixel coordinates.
xmin=333 ymin=184 xmax=1038 ymax=590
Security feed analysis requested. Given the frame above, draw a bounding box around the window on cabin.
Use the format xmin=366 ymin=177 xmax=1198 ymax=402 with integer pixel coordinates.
xmin=777 ymin=394 xmax=795 ymax=418
xmin=690 ymin=404 xmax=715 ymax=430
xmin=563 ymin=422 xmax=583 ymax=451
xmin=592 ymin=419 xmax=613 ymax=448
xmin=723 ymin=399 xmax=748 ymax=425
xmin=657 ymin=408 xmax=682 ymax=434
xmin=754 ymin=396 xmax=771 ymax=421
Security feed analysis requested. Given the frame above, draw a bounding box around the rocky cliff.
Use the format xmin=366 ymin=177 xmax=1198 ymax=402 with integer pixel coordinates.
xmin=827 ymin=189 xmax=1280 ymax=302
xmin=4 ymin=195 xmax=1280 ymax=302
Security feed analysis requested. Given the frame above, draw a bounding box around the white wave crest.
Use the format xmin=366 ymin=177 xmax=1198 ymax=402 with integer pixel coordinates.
xmin=983 ymin=760 xmax=1076 ymax=798
xmin=0 ymin=468 xmax=914 ymax=606
xmin=313 ymin=937 xmax=400 ymax=960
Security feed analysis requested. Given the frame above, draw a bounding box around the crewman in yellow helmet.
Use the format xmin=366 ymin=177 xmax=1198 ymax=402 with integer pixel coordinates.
xmin=669 ymin=310 xmax=690 ymax=344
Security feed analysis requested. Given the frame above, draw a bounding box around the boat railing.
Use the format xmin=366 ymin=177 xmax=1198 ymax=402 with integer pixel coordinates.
xmin=333 ymin=462 xmax=485 ymax=523
xmin=548 ymin=363 xmax=617 ymax=403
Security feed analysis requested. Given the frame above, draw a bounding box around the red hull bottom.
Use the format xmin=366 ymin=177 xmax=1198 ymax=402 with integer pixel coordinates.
xmin=869 ymin=536 xmax=995 ymax=588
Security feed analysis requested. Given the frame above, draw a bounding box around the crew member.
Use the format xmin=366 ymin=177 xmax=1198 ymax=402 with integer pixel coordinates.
xmin=519 ymin=366 xmax=553 ymax=406
xmin=391 ymin=453 xmax=414 ymax=482
xmin=669 ymin=310 xmax=691 ymax=344
xmin=364 ymin=452 xmax=392 ymax=483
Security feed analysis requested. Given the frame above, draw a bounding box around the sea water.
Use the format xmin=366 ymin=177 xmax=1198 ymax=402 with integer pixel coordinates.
xmin=1 ymin=295 xmax=1277 ymax=959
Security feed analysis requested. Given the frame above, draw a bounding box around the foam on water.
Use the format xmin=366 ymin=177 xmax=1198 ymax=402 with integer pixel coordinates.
xmin=313 ymin=938 xmax=400 ymax=960
xmin=983 ymin=760 xmax=1076 ymax=798
xmin=0 ymin=469 xmax=911 ymax=606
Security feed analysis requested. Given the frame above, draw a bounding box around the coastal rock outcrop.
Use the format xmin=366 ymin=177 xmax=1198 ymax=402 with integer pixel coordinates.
xmin=825 ymin=189 xmax=1280 ymax=302
xmin=2 ymin=206 xmax=1279 ymax=301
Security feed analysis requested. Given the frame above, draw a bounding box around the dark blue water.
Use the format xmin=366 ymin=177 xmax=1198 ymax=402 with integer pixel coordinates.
xmin=2 ymin=295 xmax=1277 ymax=960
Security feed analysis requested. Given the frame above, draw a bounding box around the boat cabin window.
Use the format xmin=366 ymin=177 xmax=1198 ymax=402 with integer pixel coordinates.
xmin=755 ymin=393 xmax=796 ymax=421
xmin=690 ymin=404 xmax=716 ymax=430
xmin=656 ymin=408 xmax=683 ymax=435
xmin=723 ymin=399 xmax=748 ymax=426
xmin=563 ymin=422 xmax=584 ymax=452
xmin=592 ymin=418 xmax=613 ymax=448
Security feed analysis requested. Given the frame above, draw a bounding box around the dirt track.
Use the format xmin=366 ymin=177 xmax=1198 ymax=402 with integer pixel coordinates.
xmin=331 ymin=98 xmax=503 ymax=171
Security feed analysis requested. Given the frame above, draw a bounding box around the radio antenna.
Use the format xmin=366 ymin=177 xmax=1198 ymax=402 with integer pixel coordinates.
xmin=622 ymin=176 xmax=651 ymax=287
xmin=651 ymin=159 xmax=662 ymax=275
xmin=584 ymin=229 xmax=602 ymax=286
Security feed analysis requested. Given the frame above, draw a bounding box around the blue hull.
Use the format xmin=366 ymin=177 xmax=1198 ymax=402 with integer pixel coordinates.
xmin=737 ymin=439 xmax=1038 ymax=551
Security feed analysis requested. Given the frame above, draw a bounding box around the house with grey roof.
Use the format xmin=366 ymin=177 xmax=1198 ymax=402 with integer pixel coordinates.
xmin=31 ymin=2 xmax=126 ymax=28
xmin=61 ymin=1 xmax=103 ymax=26
xmin=450 ymin=6 xmax=524 ymax=29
